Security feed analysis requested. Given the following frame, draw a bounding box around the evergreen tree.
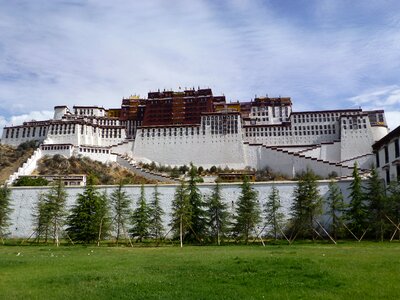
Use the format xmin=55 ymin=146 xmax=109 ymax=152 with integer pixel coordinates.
xmin=345 ymin=162 xmax=368 ymax=238
xmin=66 ymin=176 xmax=109 ymax=244
xmin=170 ymin=180 xmax=192 ymax=247
xmin=44 ymin=180 xmax=68 ymax=246
xmin=290 ymin=169 xmax=322 ymax=239
xmin=32 ymin=193 xmax=51 ymax=243
xmin=264 ymin=185 xmax=285 ymax=240
xmin=233 ymin=176 xmax=261 ymax=243
xmin=206 ymin=182 xmax=229 ymax=245
xmin=97 ymin=191 xmax=111 ymax=245
xmin=185 ymin=163 xmax=206 ymax=242
xmin=325 ymin=180 xmax=346 ymax=240
xmin=148 ymin=184 xmax=164 ymax=241
xmin=130 ymin=185 xmax=150 ymax=242
xmin=110 ymin=182 xmax=131 ymax=245
xmin=365 ymin=168 xmax=387 ymax=241
xmin=0 ymin=184 xmax=12 ymax=243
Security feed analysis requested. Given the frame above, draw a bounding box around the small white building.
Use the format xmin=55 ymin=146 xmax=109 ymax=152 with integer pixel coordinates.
xmin=373 ymin=125 xmax=400 ymax=185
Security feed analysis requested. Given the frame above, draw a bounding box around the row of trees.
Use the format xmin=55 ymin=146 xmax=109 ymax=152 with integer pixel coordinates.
xmin=288 ymin=163 xmax=400 ymax=242
xmin=25 ymin=164 xmax=264 ymax=246
xmin=1 ymin=162 xmax=400 ymax=245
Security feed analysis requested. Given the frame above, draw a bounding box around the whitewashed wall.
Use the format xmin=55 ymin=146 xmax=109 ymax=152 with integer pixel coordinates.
xmin=133 ymin=129 xmax=246 ymax=169
xmin=6 ymin=180 xmax=353 ymax=238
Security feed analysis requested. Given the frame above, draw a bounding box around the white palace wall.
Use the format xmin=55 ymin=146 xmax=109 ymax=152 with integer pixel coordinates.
xmin=133 ymin=127 xmax=246 ymax=169
xmin=6 ymin=180 xmax=353 ymax=238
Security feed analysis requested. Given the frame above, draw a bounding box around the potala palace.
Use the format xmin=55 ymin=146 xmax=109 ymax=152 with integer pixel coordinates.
xmin=0 ymin=88 xmax=390 ymax=184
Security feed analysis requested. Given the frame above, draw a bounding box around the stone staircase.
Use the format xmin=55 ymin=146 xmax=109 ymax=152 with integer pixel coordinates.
xmin=245 ymin=141 xmax=370 ymax=179
xmin=113 ymin=153 xmax=178 ymax=183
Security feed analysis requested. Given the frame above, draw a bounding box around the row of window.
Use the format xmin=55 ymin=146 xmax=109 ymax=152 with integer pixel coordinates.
xmin=384 ymin=165 xmax=400 ymax=184
xmin=245 ymin=129 xmax=335 ymax=137
xmin=251 ymin=106 xmax=290 ymax=118
xmin=41 ymin=145 xmax=71 ymax=151
xmin=75 ymin=108 xmax=104 ymax=116
xmin=246 ymin=124 xmax=336 ymax=132
xmin=343 ymin=125 xmax=368 ymax=130
xmin=376 ymin=139 xmax=400 ymax=167
xmin=101 ymin=128 xmax=122 ymax=139
xmin=342 ymin=118 xmax=367 ymax=124
xmin=96 ymin=119 xmax=119 ymax=126
xmin=79 ymin=148 xmax=110 ymax=154
xmin=5 ymin=126 xmax=47 ymax=139
xmin=142 ymin=127 xmax=201 ymax=137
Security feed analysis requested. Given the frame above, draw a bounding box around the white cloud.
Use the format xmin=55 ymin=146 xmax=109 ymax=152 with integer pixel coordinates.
xmin=0 ymin=1 xmax=399 ymax=116
xmin=385 ymin=111 xmax=400 ymax=131
xmin=349 ymin=85 xmax=400 ymax=107
xmin=348 ymin=86 xmax=400 ymax=131
xmin=0 ymin=116 xmax=6 ymax=136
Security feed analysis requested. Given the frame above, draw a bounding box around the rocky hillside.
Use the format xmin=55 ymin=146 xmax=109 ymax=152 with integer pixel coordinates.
xmin=35 ymin=154 xmax=155 ymax=185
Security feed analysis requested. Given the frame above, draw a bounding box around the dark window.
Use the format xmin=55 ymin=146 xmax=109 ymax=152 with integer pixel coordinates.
xmin=397 ymin=165 xmax=400 ymax=181
xmin=376 ymin=152 xmax=380 ymax=168
xmin=385 ymin=146 xmax=389 ymax=164
xmin=395 ymin=139 xmax=400 ymax=158
xmin=386 ymin=169 xmax=391 ymax=184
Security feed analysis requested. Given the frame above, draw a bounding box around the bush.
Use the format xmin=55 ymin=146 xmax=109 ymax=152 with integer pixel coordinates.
xmin=14 ymin=177 xmax=49 ymax=186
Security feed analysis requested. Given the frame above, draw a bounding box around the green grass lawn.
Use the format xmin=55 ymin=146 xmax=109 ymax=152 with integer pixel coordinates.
xmin=1 ymin=242 xmax=400 ymax=299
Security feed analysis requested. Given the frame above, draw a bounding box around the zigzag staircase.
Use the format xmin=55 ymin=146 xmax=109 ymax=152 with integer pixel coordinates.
xmin=244 ymin=141 xmax=371 ymax=178
xmin=113 ymin=153 xmax=178 ymax=183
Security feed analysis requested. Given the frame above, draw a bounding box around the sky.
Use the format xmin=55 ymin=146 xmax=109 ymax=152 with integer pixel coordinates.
xmin=1 ymin=0 xmax=400 ymax=133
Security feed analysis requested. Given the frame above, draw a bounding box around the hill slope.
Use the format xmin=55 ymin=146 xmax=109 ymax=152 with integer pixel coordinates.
xmin=0 ymin=141 xmax=38 ymax=183
xmin=35 ymin=154 xmax=155 ymax=185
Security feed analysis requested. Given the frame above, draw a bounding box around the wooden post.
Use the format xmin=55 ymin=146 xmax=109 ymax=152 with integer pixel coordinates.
xmin=342 ymin=223 xmax=360 ymax=242
xmin=316 ymin=220 xmax=337 ymax=244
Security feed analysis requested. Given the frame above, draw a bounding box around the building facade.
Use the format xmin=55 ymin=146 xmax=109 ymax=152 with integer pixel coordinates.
xmin=0 ymin=88 xmax=390 ymax=182
xmin=373 ymin=125 xmax=400 ymax=185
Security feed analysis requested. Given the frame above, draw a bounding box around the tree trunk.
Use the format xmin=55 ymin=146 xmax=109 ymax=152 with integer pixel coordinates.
xmin=180 ymin=215 xmax=183 ymax=248
xmin=54 ymin=219 xmax=59 ymax=247
xmin=116 ymin=222 xmax=120 ymax=246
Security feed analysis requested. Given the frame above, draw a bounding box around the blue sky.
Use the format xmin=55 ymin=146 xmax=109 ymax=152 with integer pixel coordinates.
xmin=1 ymin=0 xmax=400 ymax=131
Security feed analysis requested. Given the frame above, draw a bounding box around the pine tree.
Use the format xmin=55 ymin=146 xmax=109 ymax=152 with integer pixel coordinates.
xmin=206 ymin=182 xmax=229 ymax=245
xmin=345 ymin=162 xmax=367 ymax=238
xmin=365 ymin=168 xmax=387 ymax=241
xmin=32 ymin=181 xmax=67 ymax=245
xmin=290 ymin=169 xmax=322 ymax=239
xmin=325 ymin=180 xmax=345 ymax=240
xmin=32 ymin=193 xmax=51 ymax=243
xmin=0 ymin=184 xmax=12 ymax=244
xmin=233 ymin=176 xmax=261 ymax=244
xmin=66 ymin=176 xmax=110 ymax=244
xmin=264 ymin=186 xmax=285 ymax=240
xmin=97 ymin=191 xmax=111 ymax=245
xmin=44 ymin=180 xmax=68 ymax=246
xmin=110 ymin=182 xmax=131 ymax=245
xmin=130 ymin=185 xmax=150 ymax=242
xmin=170 ymin=180 xmax=192 ymax=247
xmin=185 ymin=163 xmax=206 ymax=243
xmin=148 ymin=184 xmax=164 ymax=242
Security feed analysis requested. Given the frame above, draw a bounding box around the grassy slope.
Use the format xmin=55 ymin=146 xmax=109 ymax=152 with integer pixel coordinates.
xmin=0 ymin=243 xmax=399 ymax=299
